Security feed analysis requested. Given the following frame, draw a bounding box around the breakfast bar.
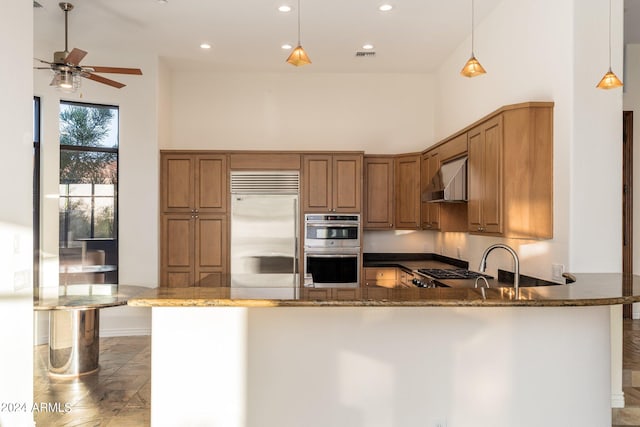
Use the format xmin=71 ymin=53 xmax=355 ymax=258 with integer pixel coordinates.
xmin=129 ymin=274 xmax=640 ymax=427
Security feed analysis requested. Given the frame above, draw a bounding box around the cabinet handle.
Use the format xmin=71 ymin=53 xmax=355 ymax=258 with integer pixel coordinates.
xmin=389 ymin=224 xmax=392 ymax=227
xmin=194 ymin=215 xmax=199 ymax=219
xmin=194 ymin=209 xmax=199 ymax=213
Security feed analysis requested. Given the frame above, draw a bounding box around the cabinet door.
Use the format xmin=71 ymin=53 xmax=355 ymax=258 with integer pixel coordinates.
xmin=161 ymin=154 xmax=195 ymax=213
xmin=468 ymin=116 xmax=503 ymax=234
xmin=196 ymin=155 xmax=227 ymax=213
xmin=481 ymin=117 xmax=503 ymax=233
xmin=421 ymin=151 xmax=441 ymax=229
xmin=363 ymin=157 xmax=394 ymax=229
xmin=332 ymin=155 xmax=362 ymax=213
xmin=467 ymin=127 xmax=483 ymax=231
xmin=394 ymin=155 xmax=421 ymax=229
xmin=195 ymin=214 xmax=227 ymax=287
xmin=161 ymin=214 xmax=195 ymax=287
xmin=303 ymin=155 xmax=332 ymax=212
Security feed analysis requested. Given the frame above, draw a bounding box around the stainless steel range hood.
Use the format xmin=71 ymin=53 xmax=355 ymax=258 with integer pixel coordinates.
xmin=422 ymin=156 xmax=468 ymax=202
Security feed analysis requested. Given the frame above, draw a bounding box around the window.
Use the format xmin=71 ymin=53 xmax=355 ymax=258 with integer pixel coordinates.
xmin=59 ymin=101 xmax=119 ymax=284
xmin=34 ymin=97 xmax=41 ymax=292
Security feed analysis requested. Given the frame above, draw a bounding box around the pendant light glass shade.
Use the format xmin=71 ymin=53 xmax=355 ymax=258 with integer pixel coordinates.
xmin=460 ymin=55 xmax=486 ymax=78
xmin=460 ymin=0 xmax=485 ymax=78
xmin=597 ymin=0 xmax=622 ymax=89
xmin=597 ymin=68 xmax=623 ymax=89
xmin=287 ymin=0 xmax=311 ymax=66
xmin=287 ymin=45 xmax=311 ymax=66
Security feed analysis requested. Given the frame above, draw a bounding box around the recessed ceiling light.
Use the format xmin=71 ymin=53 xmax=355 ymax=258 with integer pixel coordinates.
xmin=156 ymin=0 xmax=168 ymax=4
xmin=281 ymin=43 xmax=293 ymax=50
xmin=200 ymin=43 xmax=211 ymax=49
xmin=378 ymin=4 xmax=393 ymax=12
xmin=278 ymin=5 xmax=292 ymax=12
xmin=362 ymin=44 xmax=374 ymax=50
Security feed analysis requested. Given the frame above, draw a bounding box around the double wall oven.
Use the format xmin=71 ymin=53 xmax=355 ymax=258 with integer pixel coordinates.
xmin=304 ymin=214 xmax=360 ymax=288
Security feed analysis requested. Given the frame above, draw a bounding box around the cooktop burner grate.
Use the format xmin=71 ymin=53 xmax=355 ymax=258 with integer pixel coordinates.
xmin=417 ymin=268 xmax=493 ymax=280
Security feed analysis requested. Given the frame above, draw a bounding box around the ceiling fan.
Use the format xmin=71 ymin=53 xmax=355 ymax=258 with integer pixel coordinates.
xmin=35 ymin=2 xmax=142 ymax=91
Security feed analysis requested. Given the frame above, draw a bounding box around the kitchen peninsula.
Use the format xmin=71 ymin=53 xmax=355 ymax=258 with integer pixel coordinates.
xmin=129 ymin=274 xmax=640 ymax=427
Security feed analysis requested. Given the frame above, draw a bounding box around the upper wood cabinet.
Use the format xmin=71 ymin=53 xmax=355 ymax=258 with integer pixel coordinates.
xmin=421 ymin=134 xmax=468 ymax=232
xmin=394 ymin=154 xmax=421 ymax=229
xmin=420 ymin=150 xmax=440 ymax=230
xmin=303 ymin=154 xmax=362 ymax=213
xmin=161 ymin=152 xmax=227 ymax=213
xmin=363 ymin=157 xmax=394 ymax=229
xmin=467 ymin=102 xmax=553 ymax=238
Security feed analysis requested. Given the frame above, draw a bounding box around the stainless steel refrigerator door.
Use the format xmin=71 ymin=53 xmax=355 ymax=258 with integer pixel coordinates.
xmin=231 ymin=194 xmax=298 ymax=288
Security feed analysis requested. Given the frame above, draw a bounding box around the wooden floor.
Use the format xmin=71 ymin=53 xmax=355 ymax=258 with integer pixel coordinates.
xmin=33 ymin=336 xmax=151 ymax=426
xmin=613 ymin=319 xmax=640 ymax=426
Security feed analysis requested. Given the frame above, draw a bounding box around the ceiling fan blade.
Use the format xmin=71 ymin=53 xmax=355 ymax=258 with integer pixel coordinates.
xmin=35 ymin=57 xmax=53 ymax=65
xmin=84 ymin=72 xmax=126 ymax=89
xmin=84 ymin=66 xmax=143 ymax=75
xmin=34 ymin=67 xmax=52 ymax=70
xmin=64 ymin=48 xmax=87 ymax=66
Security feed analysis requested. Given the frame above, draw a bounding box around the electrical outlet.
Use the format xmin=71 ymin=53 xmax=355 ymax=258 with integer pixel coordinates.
xmin=456 ymin=247 xmax=461 ymax=259
xmin=552 ymin=263 xmax=564 ymax=281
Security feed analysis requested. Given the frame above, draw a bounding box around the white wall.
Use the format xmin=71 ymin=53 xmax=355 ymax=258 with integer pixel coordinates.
xmin=429 ymin=0 xmax=622 ymax=282
xmin=152 ymin=306 xmax=612 ymax=427
xmin=167 ymin=71 xmax=435 ymax=153
xmin=33 ymin=47 xmax=158 ymax=338
xmin=1 ymin=1 xmax=34 ymax=426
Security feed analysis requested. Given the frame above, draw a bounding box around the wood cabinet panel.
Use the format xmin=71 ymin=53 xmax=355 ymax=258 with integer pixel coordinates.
xmin=363 ymin=267 xmax=397 ymax=287
xmin=164 ymin=215 xmax=193 ymax=268
xmin=303 ymin=154 xmax=362 ymax=213
xmin=229 ymin=153 xmax=301 ymax=170
xmin=394 ymin=154 xmax=421 ymax=229
xmin=363 ymin=157 xmax=394 ymax=229
xmin=197 ymin=156 xmax=227 ymax=212
xmin=333 ymin=155 xmax=361 ymax=212
xmin=196 ymin=215 xmax=226 ymax=270
xmin=482 ymin=117 xmax=503 ymax=233
xmin=421 ymin=151 xmax=440 ymax=229
xmin=163 ymin=156 xmax=193 ymax=212
xmin=303 ymin=155 xmax=332 ymax=212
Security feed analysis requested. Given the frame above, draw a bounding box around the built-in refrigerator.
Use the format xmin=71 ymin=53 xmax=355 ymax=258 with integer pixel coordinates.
xmin=230 ymin=172 xmax=299 ymax=294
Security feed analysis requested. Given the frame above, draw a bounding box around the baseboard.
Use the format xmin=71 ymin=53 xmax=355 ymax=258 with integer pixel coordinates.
xmin=612 ymin=391 xmax=626 ymax=408
xmin=100 ymin=327 xmax=151 ymax=337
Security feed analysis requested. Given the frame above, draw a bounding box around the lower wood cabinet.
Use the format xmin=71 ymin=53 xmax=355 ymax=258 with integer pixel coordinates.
xmin=161 ymin=213 xmax=228 ymax=287
xmin=363 ymin=267 xmax=397 ymax=288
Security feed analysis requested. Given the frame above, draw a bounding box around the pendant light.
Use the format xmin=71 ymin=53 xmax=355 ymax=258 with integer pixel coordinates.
xmin=286 ymin=0 xmax=311 ymax=66
xmin=460 ymin=0 xmax=486 ymax=78
xmin=596 ymin=0 xmax=623 ymax=89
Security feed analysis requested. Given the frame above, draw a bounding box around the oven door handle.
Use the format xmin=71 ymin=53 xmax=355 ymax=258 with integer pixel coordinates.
xmin=305 ymin=254 xmax=358 ymax=258
xmin=305 ymin=223 xmax=358 ymax=228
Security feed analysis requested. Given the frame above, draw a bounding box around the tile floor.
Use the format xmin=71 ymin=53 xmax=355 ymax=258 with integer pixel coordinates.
xmin=33 ymin=335 xmax=151 ymax=426
xmin=613 ymin=319 xmax=640 ymax=426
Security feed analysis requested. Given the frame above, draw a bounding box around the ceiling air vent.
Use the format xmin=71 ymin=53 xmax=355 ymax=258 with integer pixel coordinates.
xmin=33 ymin=1 xmax=43 ymax=7
xmin=355 ymin=51 xmax=376 ymax=57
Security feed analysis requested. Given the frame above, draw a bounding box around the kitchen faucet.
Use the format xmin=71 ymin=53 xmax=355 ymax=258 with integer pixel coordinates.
xmin=478 ymin=243 xmax=520 ymax=299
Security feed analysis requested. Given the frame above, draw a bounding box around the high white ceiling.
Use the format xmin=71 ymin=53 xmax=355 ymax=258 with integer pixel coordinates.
xmin=33 ymin=0 xmax=504 ymax=73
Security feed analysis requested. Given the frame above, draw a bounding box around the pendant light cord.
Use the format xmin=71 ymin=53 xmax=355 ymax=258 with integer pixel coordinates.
xmin=608 ymin=0 xmax=612 ymax=68
xmin=297 ymin=0 xmax=301 ymax=45
xmin=471 ymin=0 xmax=475 ymax=55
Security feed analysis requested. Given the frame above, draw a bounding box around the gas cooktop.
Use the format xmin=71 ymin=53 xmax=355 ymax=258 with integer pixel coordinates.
xmin=417 ymin=268 xmax=493 ymax=280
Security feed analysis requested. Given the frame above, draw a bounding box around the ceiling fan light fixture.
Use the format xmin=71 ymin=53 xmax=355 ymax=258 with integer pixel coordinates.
xmin=460 ymin=55 xmax=486 ymax=78
xmin=286 ymin=45 xmax=311 ymax=66
xmin=52 ymin=70 xmax=81 ymax=92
